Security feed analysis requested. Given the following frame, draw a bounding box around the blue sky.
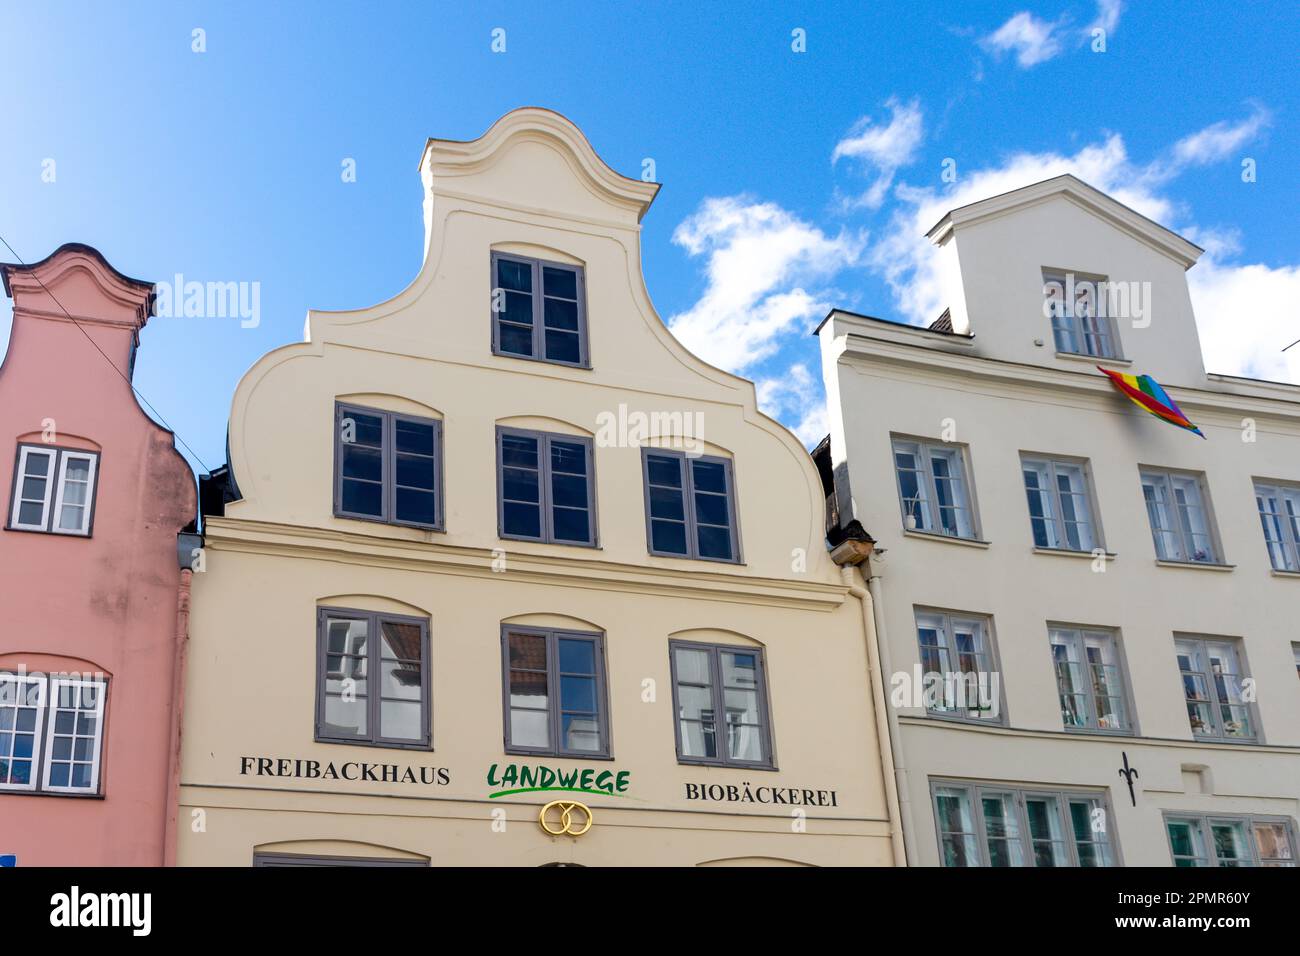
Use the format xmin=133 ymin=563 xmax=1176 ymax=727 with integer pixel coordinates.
xmin=2 ymin=1 xmax=1296 ymax=473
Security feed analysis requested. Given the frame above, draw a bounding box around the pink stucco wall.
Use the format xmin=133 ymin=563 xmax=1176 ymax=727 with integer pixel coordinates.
xmin=0 ymin=244 xmax=196 ymax=866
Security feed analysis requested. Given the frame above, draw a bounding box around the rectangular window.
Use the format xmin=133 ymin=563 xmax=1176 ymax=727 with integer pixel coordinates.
xmin=501 ymin=626 xmax=609 ymax=758
xmin=642 ymin=450 xmax=740 ymax=562
xmin=892 ymin=438 xmax=978 ymax=539
xmin=1254 ymin=481 xmax=1300 ymax=572
xmin=334 ymin=404 xmax=442 ymax=530
xmin=1049 ymin=627 xmax=1131 ymax=732
xmin=7 ymin=445 xmax=99 ymax=536
xmin=0 ymin=672 xmax=106 ymax=795
xmin=1165 ymin=814 xmax=1296 ymax=867
xmin=1043 ymin=269 xmax=1118 ymax=358
xmin=915 ymin=610 xmax=1002 ymax=722
xmin=491 ymin=252 xmax=588 ymax=367
xmin=669 ymin=641 xmax=773 ymax=768
xmin=1140 ymin=469 xmax=1219 ymax=563
xmin=1174 ymin=636 xmax=1255 ymax=741
xmin=1022 ymin=456 xmax=1098 ymax=551
xmin=316 ymin=608 xmax=431 ymax=748
xmin=497 ymin=428 xmax=596 ymax=546
xmin=933 ymin=781 xmax=1116 ymax=867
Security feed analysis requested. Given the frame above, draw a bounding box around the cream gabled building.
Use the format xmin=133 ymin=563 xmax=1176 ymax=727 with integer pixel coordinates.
xmin=177 ymin=108 xmax=901 ymax=867
xmin=818 ymin=175 xmax=1300 ymax=867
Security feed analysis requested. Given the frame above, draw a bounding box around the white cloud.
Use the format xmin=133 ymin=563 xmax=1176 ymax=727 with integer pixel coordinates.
xmin=1189 ymin=256 xmax=1300 ymax=383
xmin=667 ymin=197 xmax=864 ymax=372
xmin=755 ymin=363 xmax=828 ymax=447
xmin=1087 ymin=0 xmax=1124 ymax=36
xmin=832 ymin=99 xmax=925 ymax=211
xmin=1169 ymin=106 xmax=1271 ymax=170
xmin=981 ymin=12 xmax=1065 ymax=68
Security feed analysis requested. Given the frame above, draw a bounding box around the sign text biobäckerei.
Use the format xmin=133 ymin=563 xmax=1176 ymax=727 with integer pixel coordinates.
xmin=685 ymin=782 xmax=838 ymax=807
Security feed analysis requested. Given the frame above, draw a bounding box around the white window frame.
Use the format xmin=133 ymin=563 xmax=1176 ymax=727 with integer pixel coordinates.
xmin=0 ymin=672 xmax=106 ymax=795
xmin=49 ymin=451 xmax=98 ymax=536
xmin=8 ymin=445 xmax=57 ymax=532
xmin=1140 ymin=468 xmax=1220 ymax=564
xmin=914 ymin=610 xmax=1003 ymax=723
xmin=1254 ymin=480 xmax=1300 ymax=572
xmin=7 ymin=444 xmax=99 ymax=536
xmin=40 ymin=677 xmax=107 ymax=794
xmin=0 ymin=674 xmax=47 ymax=792
xmin=1021 ymin=456 xmax=1100 ymax=552
xmin=1163 ymin=813 xmax=1297 ymax=867
xmin=1042 ymin=268 xmax=1121 ymax=359
xmin=891 ymin=437 xmax=980 ymax=540
xmin=1048 ymin=627 xmax=1132 ymax=734
xmin=1174 ymin=635 xmax=1257 ymax=742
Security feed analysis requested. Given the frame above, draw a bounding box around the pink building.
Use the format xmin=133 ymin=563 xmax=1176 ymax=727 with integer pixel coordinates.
xmin=0 ymin=244 xmax=196 ymax=866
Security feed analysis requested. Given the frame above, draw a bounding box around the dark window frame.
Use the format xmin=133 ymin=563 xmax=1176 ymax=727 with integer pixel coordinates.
xmin=490 ymin=251 xmax=590 ymax=368
xmin=668 ymin=639 xmax=775 ymax=770
xmin=500 ymin=624 xmax=612 ymax=759
xmin=6 ymin=443 xmax=101 ymax=537
xmin=641 ymin=448 xmax=742 ymax=563
xmin=333 ymin=402 xmax=444 ymax=532
xmin=314 ymin=606 xmax=432 ymax=750
xmin=495 ymin=426 xmax=598 ymax=548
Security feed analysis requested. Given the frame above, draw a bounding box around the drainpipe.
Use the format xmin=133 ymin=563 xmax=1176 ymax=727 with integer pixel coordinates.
xmin=861 ymin=559 xmax=917 ymax=866
xmin=840 ymin=560 xmax=910 ymax=867
xmin=163 ymin=568 xmax=193 ymax=867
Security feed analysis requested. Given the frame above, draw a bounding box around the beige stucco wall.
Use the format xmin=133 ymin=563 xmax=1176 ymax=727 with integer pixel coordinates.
xmin=820 ymin=182 xmax=1300 ymax=866
xmin=177 ymin=109 xmax=898 ymax=867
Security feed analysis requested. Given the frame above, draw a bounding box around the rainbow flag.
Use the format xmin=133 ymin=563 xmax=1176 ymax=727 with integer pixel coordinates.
xmin=1098 ymin=367 xmax=1205 ymax=439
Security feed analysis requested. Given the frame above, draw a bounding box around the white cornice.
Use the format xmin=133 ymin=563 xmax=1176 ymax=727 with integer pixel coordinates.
xmin=419 ymin=107 xmax=661 ymax=223
xmin=830 ymin=319 xmax=1300 ymax=426
xmin=925 ymin=174 xmax=1203 ymax=270
xmin=202 ymin=518 xmax=851 ymax=613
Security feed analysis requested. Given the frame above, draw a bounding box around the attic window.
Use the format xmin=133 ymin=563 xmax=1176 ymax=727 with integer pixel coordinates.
xmin=491 ymin=253 xmax=589 ymax=368
xmin=1042 ymin=270 xmax=1120 ymax=359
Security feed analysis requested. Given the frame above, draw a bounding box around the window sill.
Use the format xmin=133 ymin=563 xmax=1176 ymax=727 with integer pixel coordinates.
xmin=1033 ymin=546 xmax=1114 ymax=560
xmin=675 ymin=758 xmax=779 ymax=773
xmin=1270 ymin=568 xmax=1300 ymax=579
xmin=1188 ymin=734 xmax=1259 ymax=746
xmin=3 ymin=525 xmax=93 ymax=539
xmin=0 ymin=788 xmax=104 ymax=800
xmin=1155 ymin=559 xmax=1235 ymax=572
xmin=1062 ymin=725 xmax=1134 ymax=737
xmin=1054 ymin=351 xmax=1131 ymax=368
xmin=315 ymin=736 xmax=434 ymax=752
xmin=923 ymin=711 xmax=1006 ymax=727
xmin=503 ymin=749 xmax=616 ymax=762
xmin=492 ymin=349 xmax=593 ymax=372
xmin=902 ymin=529 xmax=990 ymax=549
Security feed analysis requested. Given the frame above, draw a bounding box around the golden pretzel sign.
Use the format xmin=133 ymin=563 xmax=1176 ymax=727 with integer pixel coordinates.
xmin=539 ymin=799 xmax=593 ymax=836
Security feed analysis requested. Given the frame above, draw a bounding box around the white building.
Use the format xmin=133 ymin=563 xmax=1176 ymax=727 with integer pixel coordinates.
xmin=818 ymin=174 xmax=1300 ymax=867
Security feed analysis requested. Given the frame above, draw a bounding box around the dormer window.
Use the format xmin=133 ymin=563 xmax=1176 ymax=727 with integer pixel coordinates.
xmin=1042 ymin=270 xmax=1119 ymax=359
xmin=491 ymin=253 xmax=589 ymax=367
xmin=7 ymin=444 xmax=99 ymax=537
